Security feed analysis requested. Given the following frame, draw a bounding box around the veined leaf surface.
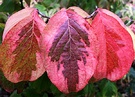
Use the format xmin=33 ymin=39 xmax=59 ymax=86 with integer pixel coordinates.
xmin=0 ymin=8 xmax=46 ymax=83
xmin=0 ymin=70 xmax=27 ymax=93
xmin=91 ymin=8 xmax=134 ymax=81
xmin=40 ymin=8 xmax=97 ymax=93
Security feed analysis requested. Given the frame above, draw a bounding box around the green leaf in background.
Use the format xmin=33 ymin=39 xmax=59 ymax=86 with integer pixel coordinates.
xmin=0 ymin=71 xmax=27 ymax=93
xmin=83 ymin=83 xmax=96 ymax=97
xmin=130 ymin=80 xmax=135 ymax=93
xmin=0 ymin=0 xmax=15 ymax=13
xmin=35 ymin=0 xmax=60 ymax=17
xmin=10 ymin=90 xmax=22 ymax=97
xmin=22 ymin=87 xmax=42 ymax=97
xmin=42 ymin=93 xmax=48 ymax=97
xmin=0 ymin=23 xmax=4 ymax=43
xmin=101 ymin=81 xmax=118 ymax=97
xmin=0 ymin=0 xmax=21 ymax=14
xmin=0 ymin=12 xmax=8 ymax=23
xmin=126 ymin=68 xmax=135 ymax=95
xmin=0 ymin=12 xmax=7 ymax=44
xmin=35 ymin=4 xmax=47 ymax=15
xmin=86 ymin=0 xmax=97 ymax=13
xmin=129 ymin=68 xmax=135 ymax=78
xmin=29 ymin=73 xmax=51 ymax=93
xmin=50 ymin=84 xmax=66 ymax=97
xmin=0 ymin=0 xmax=134 ymax=97
xmin=98 ymin=0 xmax=109 ymax=9
xmin=42 ymin=0 xmax=59 ymax=9
xmin=60 ymin=0 xmax=70 ymax=8
xmin=50 ymin=84 xmax=61 ymax=95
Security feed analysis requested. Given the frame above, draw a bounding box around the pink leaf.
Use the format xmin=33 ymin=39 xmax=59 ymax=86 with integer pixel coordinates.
xmin=91 ymin=8 xmax=134 ymax=81
xmin=0 ymin=7 xmax=46 ymax=83
xmin=40 ymin=8 xmax=97 ymax=93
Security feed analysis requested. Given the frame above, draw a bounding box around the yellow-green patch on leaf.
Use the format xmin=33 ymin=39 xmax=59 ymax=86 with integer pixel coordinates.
xmin=0 ymin=7 xmax=46 ymax=83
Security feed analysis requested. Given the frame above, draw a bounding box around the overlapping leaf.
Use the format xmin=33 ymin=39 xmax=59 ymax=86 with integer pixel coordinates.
xmin=130 ymin=22 xmax=135 ymax=34
xmin=0 ymin=5 xmax=134 ymax=94
xmin=126 ymin=27 xmax=135 ymax=58
xmin=40 ymin=8 xmax=97 ymax=93
xmin=91 ymin=8 xmax=134 ymax=81
xmin=0 ymin=71 xmax=27 ymax=93
xmin=68 ymin=6 xmax=92 ymax=24
xmin=0 ymin=8 xmax=46 ymax=83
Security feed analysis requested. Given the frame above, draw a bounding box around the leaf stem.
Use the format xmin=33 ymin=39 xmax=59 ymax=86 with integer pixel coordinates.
xmin=85 ymin=6 xmax=98 ymax=19
xmin=20 ymin=0 xmax=24 ymax=9
xmin=38 ymin=10 xmax=50 ymax=19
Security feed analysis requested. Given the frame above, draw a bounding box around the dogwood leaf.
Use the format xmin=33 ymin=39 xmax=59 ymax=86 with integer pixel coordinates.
xmin=0 ymin=71 xmax=27 ymax=93
xmin=0 ymin=7 xmax=46 ymax=83
xmin=91 ymin=8 xmax=134 ymax=81
xmin=40 ymin=8 xmax=97 ymax=93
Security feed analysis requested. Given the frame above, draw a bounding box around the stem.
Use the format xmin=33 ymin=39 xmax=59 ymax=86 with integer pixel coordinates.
xmin=85 ymin=6 xmax=98 ymax=19
xmin=20 ymin=0 xmax=24 ymax=9
xmin=38 ymin=10 xmax=50 ymax=19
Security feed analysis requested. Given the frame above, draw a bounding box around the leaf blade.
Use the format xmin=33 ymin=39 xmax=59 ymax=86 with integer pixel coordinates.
xmin=40 ymin=8 xmax=97 ymax=93
xmin=91 ymin=8 xmax=134 ymax=81
xmin=0 ymin=8 xmax=46 ymax=83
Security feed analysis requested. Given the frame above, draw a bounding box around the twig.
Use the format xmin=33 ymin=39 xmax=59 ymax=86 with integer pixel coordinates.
xmin=85 ymin=6 xmax=98 ymax=19
xmin=38 ymin=10 xmax=50 ymax=19
xmin=20 ymin=0 xmax=24 ymax=9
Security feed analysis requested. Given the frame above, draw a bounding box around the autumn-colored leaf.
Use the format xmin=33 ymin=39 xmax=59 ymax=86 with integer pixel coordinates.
xmin=91 ymin=8 xmax=134 ymax=81
xmin=68 ymin=6 xmax=92 ymax=24
xmin=130 ymin=22 xmax=135 ymax=34
xmin=126 ymin=27 xmax=135 ymax=58
xmin=0 ymin=70 xmax=27 ymax=93
xmin=0 ymin=7 xmax=46 ymax=83
xmin=68 ymin=6 xmax=89 ymax=18
xmin=40 ymin=8 xmax=97 ymax=93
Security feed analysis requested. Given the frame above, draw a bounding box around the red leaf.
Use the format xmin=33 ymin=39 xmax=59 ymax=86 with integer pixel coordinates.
xmin=126 ymin=27 xmax=135 ymax=58
xmin=40 ymin=8 xmax=97 ymax=93
xmin=0 ymin=70 xmax=27 ymax=93
xmin=91 ymin=8 xmax=134 ymax=81
xmin=0 ymin=8 xmax=46 ymax=83
xmin=68 ymin=6 xmax=92 ymax=24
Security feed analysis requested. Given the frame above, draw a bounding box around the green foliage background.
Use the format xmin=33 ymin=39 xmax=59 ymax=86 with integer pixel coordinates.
xmin=0 ymin=0 xmax=135 ymax=97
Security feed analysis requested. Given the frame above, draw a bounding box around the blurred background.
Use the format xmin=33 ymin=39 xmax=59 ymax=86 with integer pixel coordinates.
xmin=0 ymin=0 xmax=135 ymax=97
